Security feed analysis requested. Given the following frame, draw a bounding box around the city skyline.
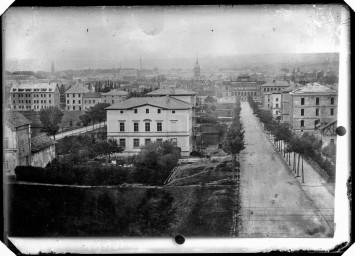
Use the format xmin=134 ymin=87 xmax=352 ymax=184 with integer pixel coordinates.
xmin=3 ymin=5 xmax=341 ymax=71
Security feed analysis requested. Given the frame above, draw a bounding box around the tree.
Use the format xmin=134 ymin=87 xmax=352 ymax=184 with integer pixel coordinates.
xmin=39 ymin=106 xmax=64 ymax=140
xmin=204 ymin=96 xmax=216 ymax=103
xmin=86 ymin=103 xmax=111 ymax=125
xmin=94 ymin=139 xmax=124 ymax=163
xmin=79 ymin=114 xmax=92 ymax=127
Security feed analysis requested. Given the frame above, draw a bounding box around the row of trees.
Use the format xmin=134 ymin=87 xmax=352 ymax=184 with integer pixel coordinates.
xmin=223 ymin=97 xmax=245 ymax=181
xmin=247 ymin=96 xmax=335 ymax=182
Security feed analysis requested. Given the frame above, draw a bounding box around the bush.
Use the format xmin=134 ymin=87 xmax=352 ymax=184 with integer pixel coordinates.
xmin=76 ymin=121 xmax=82 ymax=127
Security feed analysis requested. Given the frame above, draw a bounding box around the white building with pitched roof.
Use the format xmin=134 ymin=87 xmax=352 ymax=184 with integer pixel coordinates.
xmin=106 ymin=96 xmax=194 ymax=156
xmin=10 ymin=83 xmax=60 ymax=111
xmin=65 ymin=84 xmax=90 ymax=111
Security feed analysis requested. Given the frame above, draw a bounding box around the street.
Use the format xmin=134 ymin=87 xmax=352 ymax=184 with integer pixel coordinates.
xmin=238 ymin=102 xmax=334 ymax=237
xmin=51 ymin=122 xmax=106 ymax=140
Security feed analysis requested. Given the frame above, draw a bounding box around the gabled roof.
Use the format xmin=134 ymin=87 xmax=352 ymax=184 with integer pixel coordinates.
xmin=101 ymin=90 xmax=128 ymax=96
xmin=31 ymin=133 xmax=57 ymax=152
xmin=146 ymin=88 xmax=197 ymax=96
xmin=282 ymin=82 xmax=305 ymax=93
xmin=5 ymin=111 xmax=31 ymax=129
xmin=65 ymin=84 xmax=90 ymax=94
xmin=105 ymin=96 xmax=193 ymax=110
xmin=83 ymin=92 xmax=101 ymax=98
xmin=11 ymin=83 xmax=58 ymax=92
xmin=290 ymin=83 xmax=337 ymax=95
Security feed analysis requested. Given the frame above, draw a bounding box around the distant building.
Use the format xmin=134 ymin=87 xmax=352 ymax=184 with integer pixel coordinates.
xmin=4 ymin=111 xmax=32 ymax=175
xmin=10 ymin=83 xmax=61 ymax=111
xmin=65 ymin=84 xmax=90 ymax=111
xmin=289 ymin=83 xmax=337 ymax=135
xmin=106 ymin=96 xmax=194 ymax=156
xmin=101 ymin=90 xmax=128 ymax=105
xmin=221 ymin=75 xmax=265 ymax=102
xmin=83 ymin=92 xmax=102 ymax=110
xmin=264 ymin=92 xmax=272 ymax=109
xmin=260 ymin=80 xmax=291 ymax=108
xmin=31 ymin=133 xmax=57 ymax=168
xmin=118 ymin=69 xmax=138 ymax=81
xmin=159 ymin=81 xmax=177 ymax=89
xmin=271 ymin=92 xmax=282 ymax=117
xmin=281 ymin=82 xmax=304 ymax=124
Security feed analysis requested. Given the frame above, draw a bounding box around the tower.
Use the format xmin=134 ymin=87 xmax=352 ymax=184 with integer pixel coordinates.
xmin=51 ymin=61 xmax=55 ymax=74
xmin=193 ymin=54 xmax=200 ymax=80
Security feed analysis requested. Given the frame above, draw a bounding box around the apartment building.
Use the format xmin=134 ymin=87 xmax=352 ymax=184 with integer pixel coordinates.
xmin=83 ymin=92 xmax=102 ymax=110
xmin=65 ymin=84 xmax=90 ymax=111
xmin=106 ymin=96 xmax=194 ymax=156
xmin=10 ymin=83 xmax=60 ymax=111
xmin=101 ymin=90 xmax=128 ymax=105
xmin=271 ymin=92 xmax=282 ymax=117
xmin=260 ymin=80 xmax=291 ymax=108
xmin=289 ymin=83 xmax=337 ymax=135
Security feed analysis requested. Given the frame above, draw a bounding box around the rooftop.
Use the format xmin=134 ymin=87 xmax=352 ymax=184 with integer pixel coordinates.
xmin=31 ymin=133 xmax=57 ymax=152
xmin=65 ymin=84 xmax=90 ymax=94
xmin=290 ymin=83 xmax=337 ymax=95
xmin=147 ymin=88 xmax=197 ymax=96
xmin=106 ymin=96 xmax=193 ymax=110
xmin=11 ymin=83 xmax=58 ymax=92
xmin=261 ymin=80 xmax=292 ymax=87
xmin=101 ymin=90 xmax=128 ymax=96
xmin=83 ymin=92 xmax=101 ymax=98
xmin=5 ymin=110 xmax=31 ymax=129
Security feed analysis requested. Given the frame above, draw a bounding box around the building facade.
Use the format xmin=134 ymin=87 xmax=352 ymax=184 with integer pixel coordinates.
xmin=221 ymin=75 xmax=265 ymax=102
xmin=106 ymin=96 xmax=193 ymax=156
xmin=4 ymin=111 xmax=32 ymax=175
xmin=289 ymin=83 xmax=337 ymax=135
xmin=83 ymin=92 xmax=102 ymax=110
xmin=65 ymin=84 xmax=90 ymax=111
xmin=271 ymin=92 xmax=282 ymax=117
xmin=101 ymin=90 xmax=128 ymax=105
xmin=260 ymin=80 xmax=291 ymax=108
xmin=10 ymin=83 xmax=60 ymax=111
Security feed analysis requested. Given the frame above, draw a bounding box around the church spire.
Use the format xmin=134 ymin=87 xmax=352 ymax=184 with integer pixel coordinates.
xmin=196 ymin=52 xmax=199 ymax=65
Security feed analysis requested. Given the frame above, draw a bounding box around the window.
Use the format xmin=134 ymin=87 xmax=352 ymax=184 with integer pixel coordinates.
xmin=119 ymin=139 xmax=126 ymax=148
xmin=93 ymin=100 xmax=95 ymax=103
xmin=85 ymin=100 xmax=87 ymax=104
xmin=120 ymin=110 xmax=123 ymax=114
xmin=78 ymin=94 xmax=81 ymax=97
xmin=330 ymin=108 xmax=334 ymax=116
xmin=145 ymin=122 xmax=150 ymax=132
xmin=88 ymin=100 xmax=91 ymax=104
xmin=146 ymin=109 xmax=149 ymax=114
xmin=4 ymin=161 xmax=9 ymax=171
xmin=316 ymin=98 xmax=319 ymax=105
xmin=49 ymin=94 xmax=51 ymax=97
xmin=331 ymin=97 xmax=335 ymax=105
xmin=133 ymin=139 xmax=140 ymax=148
xmin=13 ymin=100 xmax=15 ymax=104
xmin=73 ymin=94 xmax=75 ymax=97
xmin=67 ymin=100 xmax=69 ymax=104
xmin=4 ymin=137 xmax=9 ymax=148
xmin=41 ymin=100 xmax=43 ymax=103
xmin=172 ymin=110 xmax=175 ymax=114
xmin=301 ymin=98 xmax=305 ymax=105
xmin=300 ymin=120 xmax=304 ymax=127
xmin=79 ymin=100 xmax=81 ymax=104
xmin=158 ymin=109 xmax=161 ymax=114
xmin=73 ymin=106 xmax=76 ymax=110
xmin=73 ymin=100 xmax=75 ymax=104
xmin=132 ymin=122 xmax=138 ymax=132
xmin=145 ymin=138 xmax=151 ymax=145
xmin=112 ymin=100 xmax=114 ymax=104
xmin=316 ymin=109 xmax=319 ymax=116
xmin=276 ymin=98 xmax=279 ymax=102
xmin=134 ymin=109 xmax=138 ymax=114
xmin=120 ymin=122 xmax=125 ymax=131
xmin=264 ymin=88 xmax=266 ymax=92
xmin=330 ymin=139 xmax=335 ymax=144
xmin=276 ymin=104 xmax=279 ymax=108
xmin=49 ymin=100 xmax=51 ymax=104
xmin=156 ymin=139 xmax=163 ymax=144
xmin=157 ymin=122 xmax=162 ymax=131
xmin=301 ymin=109 xmax=304 ymax=116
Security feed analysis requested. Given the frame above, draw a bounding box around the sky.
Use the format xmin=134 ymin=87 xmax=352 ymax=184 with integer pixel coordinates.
xmin=3 ymin=5 xmax=342 ymax=71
